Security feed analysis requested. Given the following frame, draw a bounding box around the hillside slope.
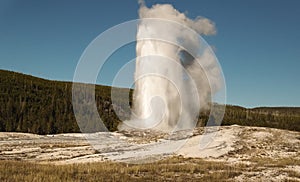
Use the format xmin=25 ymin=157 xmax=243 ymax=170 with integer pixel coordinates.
xmin=0 ymin=70 xmax=130 ymax=134
xmin=0 ymin=69 xmax=299 ymax=134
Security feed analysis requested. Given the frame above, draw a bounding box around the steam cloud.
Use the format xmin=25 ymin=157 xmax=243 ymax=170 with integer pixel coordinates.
xmin=119 ymin=1 xmax=222 ymax=132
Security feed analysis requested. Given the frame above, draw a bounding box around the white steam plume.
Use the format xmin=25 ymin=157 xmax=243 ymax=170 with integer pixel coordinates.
xmin=119 ymin=2 xmax=222 ymax=132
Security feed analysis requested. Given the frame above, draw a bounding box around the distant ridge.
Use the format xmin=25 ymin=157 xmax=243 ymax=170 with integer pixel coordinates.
xmin=0 ymin=69 xmax=299 ymax=134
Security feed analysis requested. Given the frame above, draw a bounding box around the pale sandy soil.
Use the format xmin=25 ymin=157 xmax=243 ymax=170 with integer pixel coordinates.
xmin=0 ymin=125 xmax=299 ymax=181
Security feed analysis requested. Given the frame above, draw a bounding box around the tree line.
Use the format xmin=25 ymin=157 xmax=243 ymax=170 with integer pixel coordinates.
xmin=0 ymin=70 xmax=299 ymax=134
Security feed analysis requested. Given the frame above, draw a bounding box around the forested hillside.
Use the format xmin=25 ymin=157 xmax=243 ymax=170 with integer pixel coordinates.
xmin=0 ymin=70 xmax=128 ymax=134
xmin=0 ymin=69 xmax=299 ymax=134
xmin=221 ymin=105 xmax=300 ymax=131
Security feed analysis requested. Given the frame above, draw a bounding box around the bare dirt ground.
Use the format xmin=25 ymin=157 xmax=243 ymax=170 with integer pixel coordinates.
xmin=0 ymin=125 xmax=299 ymax=181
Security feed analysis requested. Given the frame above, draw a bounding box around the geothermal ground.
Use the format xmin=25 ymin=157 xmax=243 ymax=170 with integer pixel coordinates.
xmin=0 ymin=125 xmax=300 ymax=181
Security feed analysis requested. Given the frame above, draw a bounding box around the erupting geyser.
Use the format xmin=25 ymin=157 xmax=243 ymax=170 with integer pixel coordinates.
xmin=119 ymin=1 xmax=222 ymax=132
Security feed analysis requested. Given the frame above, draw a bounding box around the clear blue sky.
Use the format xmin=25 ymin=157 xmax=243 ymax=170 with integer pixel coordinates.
xmin=0 ymin=0 xmax=299 ymax=108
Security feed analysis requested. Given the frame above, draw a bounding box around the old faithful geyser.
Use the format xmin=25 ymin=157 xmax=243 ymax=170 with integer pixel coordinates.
xmin=119 ymin=2 xmax=222 ymax=132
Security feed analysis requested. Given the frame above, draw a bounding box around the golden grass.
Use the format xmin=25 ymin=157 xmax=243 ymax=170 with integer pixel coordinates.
xmin=249 ymin=157 xmax=300 ymax=168
xmin=0 ymin=156 xmax=298 ymax=181
xmin=0 ymin=157 xmax=241 ymax=182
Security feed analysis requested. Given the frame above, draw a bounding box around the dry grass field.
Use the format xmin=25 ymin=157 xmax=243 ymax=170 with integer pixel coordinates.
xmin=0 ymin=156 xmax=299 ymax=182
xmin=0 ymin=126 xmax=299 ymax=181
